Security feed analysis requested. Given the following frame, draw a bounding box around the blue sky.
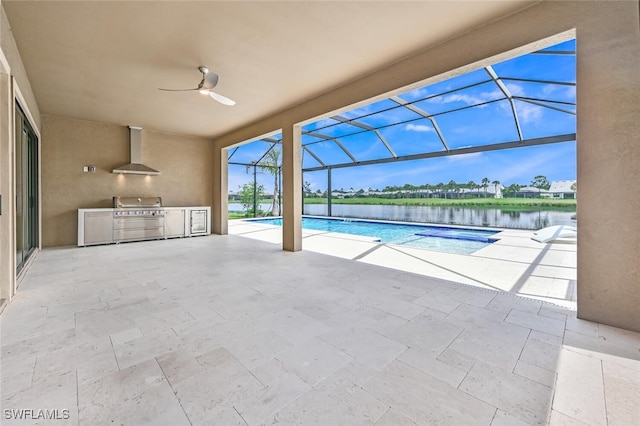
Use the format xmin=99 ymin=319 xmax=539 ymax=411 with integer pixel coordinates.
xmin=229 ymin=40 xmax=576 ymax=193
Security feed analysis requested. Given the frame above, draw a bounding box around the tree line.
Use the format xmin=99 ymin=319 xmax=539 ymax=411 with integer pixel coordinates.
xmin=306 ymin=175 xmax=552 ymax=198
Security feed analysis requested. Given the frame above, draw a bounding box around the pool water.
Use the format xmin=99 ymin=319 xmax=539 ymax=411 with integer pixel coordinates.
xmin=248 ymin=217 xmax=500 ymax=254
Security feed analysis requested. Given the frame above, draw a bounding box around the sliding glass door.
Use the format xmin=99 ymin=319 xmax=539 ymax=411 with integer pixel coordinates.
xmin=15 ymin=103 xmax=38 ymax=274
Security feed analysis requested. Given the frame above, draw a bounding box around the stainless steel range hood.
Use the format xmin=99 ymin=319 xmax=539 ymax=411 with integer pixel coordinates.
xmin=112 ymin=126 xmax=160 ymax=175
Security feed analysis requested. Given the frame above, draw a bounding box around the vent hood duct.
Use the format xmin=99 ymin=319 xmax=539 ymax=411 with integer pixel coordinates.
xmin=112 ymin=126 xmax=160 ymax=175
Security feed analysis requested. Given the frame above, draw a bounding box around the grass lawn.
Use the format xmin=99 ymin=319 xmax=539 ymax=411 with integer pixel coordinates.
xmin=302 ymin=197 xmax=576 ymax=211
xmin=228 ymin=213 xmax=249 ymax=219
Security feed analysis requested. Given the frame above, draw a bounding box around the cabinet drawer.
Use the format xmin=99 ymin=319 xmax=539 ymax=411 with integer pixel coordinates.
xmin=114 ymin=227 xmax=164 ymax=241
xmin=114 ymin=217 xmax=163 ymax=230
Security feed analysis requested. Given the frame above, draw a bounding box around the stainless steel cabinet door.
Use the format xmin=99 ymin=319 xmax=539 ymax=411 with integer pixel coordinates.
xmin=84 ymin=212 xmax=113 ymax=245
xmin=165 ymin=210 xmax=186 ymax=237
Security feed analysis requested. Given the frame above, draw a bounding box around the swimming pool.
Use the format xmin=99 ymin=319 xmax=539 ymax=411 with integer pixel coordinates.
xmin=247 ymin=217 xmax=500 ymax=254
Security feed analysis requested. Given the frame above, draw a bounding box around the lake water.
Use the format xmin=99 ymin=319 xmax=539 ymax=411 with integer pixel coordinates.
xmin=228 ymin=203 xmax=576 ymax=230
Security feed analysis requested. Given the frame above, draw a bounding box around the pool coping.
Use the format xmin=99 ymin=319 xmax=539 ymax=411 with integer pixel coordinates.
xmin=245 ymin=215 xmax=502 ymax=247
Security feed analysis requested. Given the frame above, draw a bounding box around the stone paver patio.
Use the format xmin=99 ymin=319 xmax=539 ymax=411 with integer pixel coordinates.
xmin=1 ymin=232 xmax=638 ymax=425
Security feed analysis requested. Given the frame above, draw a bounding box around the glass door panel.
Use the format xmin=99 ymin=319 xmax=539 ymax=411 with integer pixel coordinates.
xmin=14 ymin=111 xmax=24 ymax=268
xmin=15 ymin=104 xmax=38 ymax=274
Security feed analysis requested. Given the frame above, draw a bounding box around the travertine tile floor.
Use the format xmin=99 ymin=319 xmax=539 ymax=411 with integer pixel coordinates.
xmin=229 ymin=220 xmax=578 ymax=309
xmin=1 ymin=234 xmax=639 ymax=425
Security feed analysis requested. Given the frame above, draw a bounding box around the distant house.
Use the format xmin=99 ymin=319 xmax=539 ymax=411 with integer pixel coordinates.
xmin=458 ymin=185 xmax=503 ymax=199
xmin=514 ymin=186 xmax=548 ymax=198
xmin=549 ymin=180 xmax=577 ymax=199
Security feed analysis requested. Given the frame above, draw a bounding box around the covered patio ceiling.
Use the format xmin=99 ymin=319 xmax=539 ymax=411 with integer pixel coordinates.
xmin=2 ymin=1 xmax=539 ymax=138
xmin=228 ymin=40 xmax=576 ymax=171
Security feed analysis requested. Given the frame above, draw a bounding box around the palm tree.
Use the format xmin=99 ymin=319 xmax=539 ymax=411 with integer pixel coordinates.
xmin=423 ymin=183 xmax=432 ymax=198
xmin=481 ymin=177 xmax=490 ymax=198
xmin=467 ymin=180 xmax=476 ymax=198
xmin=531 ymin=175 xmax=550 ymax=197
xmin=505 ymin=183 xmax=521 ymax=197
xmin=448 ymin=180 xmax=457 ymax=199
xmin=247 ymin=146 xmax=281 ymax=216
xmin=303 ymin=181 xmax=313 ymax=197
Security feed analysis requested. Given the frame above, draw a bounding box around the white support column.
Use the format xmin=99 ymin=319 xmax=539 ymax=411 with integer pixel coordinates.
xmin=281 ymin=125 xmax=302 ymax=252
xmin=212 ymin=145 xmax=228 ymax=235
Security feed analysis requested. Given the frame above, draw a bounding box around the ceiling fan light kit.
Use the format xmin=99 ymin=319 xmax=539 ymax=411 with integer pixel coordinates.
xmin=159 ymin=66 xmax=235 ymax=106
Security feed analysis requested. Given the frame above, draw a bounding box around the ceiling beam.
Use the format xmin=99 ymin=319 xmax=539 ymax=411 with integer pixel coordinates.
xmin=485 ymin=65 xmax=523 ymax=142
xmin=305 ymin=131 xmax=357 ymax=163
xmin=302 ymin=133 xmax=576 ymax=172
xmin=303 ymin=145 xmax=326 ymax=167
xmin=390 ymin=95 xmax=450 ymax=151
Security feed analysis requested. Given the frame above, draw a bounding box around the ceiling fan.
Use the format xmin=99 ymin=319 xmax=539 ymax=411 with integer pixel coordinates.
xmin=159 ymin=66 xmax=236 ymax=106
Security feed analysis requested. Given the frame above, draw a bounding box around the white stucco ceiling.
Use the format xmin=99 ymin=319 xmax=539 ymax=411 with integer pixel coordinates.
xmin=3 ymin=1 xmax=537 ymax=138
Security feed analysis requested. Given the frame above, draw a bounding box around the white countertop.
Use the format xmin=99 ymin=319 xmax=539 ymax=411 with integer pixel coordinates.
xmin=78 ymin=206 xmax=211 ymax=246
xmin=78 ymin=206 xmax=210 ymax=212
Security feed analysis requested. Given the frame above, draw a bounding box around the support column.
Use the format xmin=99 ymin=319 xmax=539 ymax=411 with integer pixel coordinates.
xmin=327 ymin=167 xmax=332 ymax=217
xmin=252 ymin=165 xmax=257 ymax=218
xmin=576 ymin=1 xmax=640 ymax=332
xmin=212 ymin=145 xmax=228 ymax=235
xmin=281 ymin=125 xmax=302 ymax=251
xmin=278 ymin=166 xmax=282 ymax=215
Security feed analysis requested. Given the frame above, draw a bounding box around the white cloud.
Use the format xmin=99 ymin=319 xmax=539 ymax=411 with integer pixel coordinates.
xmin=506 ymin=81 xmax=575 ymax=125
xmin=342 ymin=162 xmax=447 ymax=188
xmin=441 ymin=93 xmax=480 ymax=104
xmin=502 ymin=83 xmax=545 ymax=125
xmin=446 ymin=152 xmax=484 ymax=163
xmin=563 ymin=85 xmax=576 ymax=99
xmin=426 ymin=89 xmax=502 ymax=108
xmin=542 ymin=84 xmax=558 ymax=97
xmin=516 ymin=102 xmax=544 ymax=124
xmin=497 ymin=150 xmax=551 ymax=183
xmin=400 ymin=87 xmax=431 ymax=101
xmin=405 ymin=123 xmax=433 ymax=132
xmin=505 ymin=83 xmax=525 ymax=97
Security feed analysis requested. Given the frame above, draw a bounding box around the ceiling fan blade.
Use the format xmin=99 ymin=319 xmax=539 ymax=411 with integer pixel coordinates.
xmin=202 ymin=72 xmax=219 ymax=90
xmin=208 ymin=91 xmax=236 ymax=106
xmin=158 ymin=88 xmax=198 ymax=92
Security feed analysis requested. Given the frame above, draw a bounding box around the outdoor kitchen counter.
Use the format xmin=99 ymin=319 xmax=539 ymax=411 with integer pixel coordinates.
xmin=78 ymin=206 xmax=211 ymax=246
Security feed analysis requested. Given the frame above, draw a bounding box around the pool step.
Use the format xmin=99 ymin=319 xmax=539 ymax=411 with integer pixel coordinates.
xmin=414 ymin=229 xmax=498 ymax=243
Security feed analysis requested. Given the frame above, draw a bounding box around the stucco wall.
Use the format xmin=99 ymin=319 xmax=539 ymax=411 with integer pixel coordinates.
xmin=42 ymin=115 xmax=215 ymax=247
xmin=0 ymin=4 xmax=41 ymax=301
xmin=573 ymin=2 xmax=640 ymax=332
xmin=0 ymin=5 xmax=40 ymax=128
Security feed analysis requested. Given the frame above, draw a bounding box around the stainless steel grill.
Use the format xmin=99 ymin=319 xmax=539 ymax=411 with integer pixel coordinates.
xmin=112 ymin=196 xmax=165 ymax=242
xmin=79 ymin=198 xmax=210 ymax=246
xmin=113 ymin=196 xmax=162 ymax=209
